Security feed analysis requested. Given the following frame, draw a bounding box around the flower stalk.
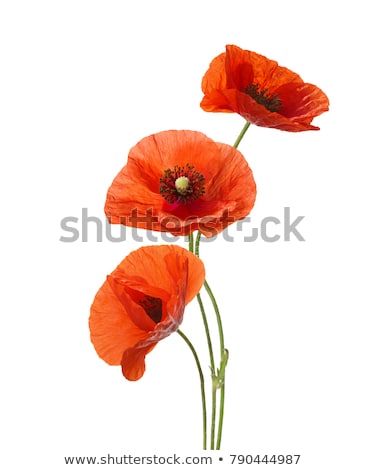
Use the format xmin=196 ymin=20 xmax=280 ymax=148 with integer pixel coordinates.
xmin=233 ymin=121 xmax=251 ymax=149
xmin=177 ymin=329 xmax=207 ymax=450
xmin=191 ymin=231 xmax=228 ymax=450
xmin=189 ymin=122 xmax=253 ymax=449
xmin=90 ymin=43 xmax=329 ymax=452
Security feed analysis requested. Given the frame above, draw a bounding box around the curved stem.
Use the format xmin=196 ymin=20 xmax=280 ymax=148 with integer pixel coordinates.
xmin=195 ymin=232 xmax=224 ymax=450
xmin=196 ymin=228 xmax=227 ymax=449
xmin=177 ymin=329 xmax=207 ymax=450
xmin=204 ymin=280 xmax=224 ymax=352
xmin=204 ymin=278 xmax=226 ymax=449
xmin=188 ymin=233 xmax=216 ymax=448
xmin=196 ymin=292 xmax=215 ymax=373
xmin=185 ymin=120 xmax=250 ymax=449
xmin=194 ymin=233 xmax=216 ymax=448
xmin=233 ymin=120 xmax=251 ymax=149
xmin=189 ymin=234 xmax=215 ymax=371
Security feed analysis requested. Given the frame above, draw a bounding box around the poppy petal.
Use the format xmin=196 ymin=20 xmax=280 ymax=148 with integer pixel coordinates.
xmin=89 ymin=279 xmax=149 ymax=365
xmin=89 ymin=245 xmax=205 ymax=380
xmin=200 ymin=45 xmax=329 ymax=132
xmin=122 ymin=343 xmax=157 ymax=381
xmin=105 ymin=130 xmax=256 ymax=236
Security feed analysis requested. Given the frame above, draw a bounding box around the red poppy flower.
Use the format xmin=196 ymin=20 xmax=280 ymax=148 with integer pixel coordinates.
xmin=89 ymin=245 xmax=205 ymax=381
xmin=200 ymin=45 xmax=329 ymax=132
xmin=104 ymin=130 xmax=256 ymax=237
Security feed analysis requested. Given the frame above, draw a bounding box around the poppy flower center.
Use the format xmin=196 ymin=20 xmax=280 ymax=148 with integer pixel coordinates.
xmin=159 ymin=164 xmax=205 ymax=204
xmin=245 ymin=83 xmax=282 ymax=112
xmin=138 ymin=295 xmax=162 ymax=323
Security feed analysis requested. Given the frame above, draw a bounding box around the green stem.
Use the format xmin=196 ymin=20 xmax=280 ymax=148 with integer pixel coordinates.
xmin=209 ymin=119 xmax=249 ymax=447
xmin=188 ymin=233 xmax=216 ymax=449
xmin=188 ymin=232 xmax=194 ymax=253
xmin=187 ymin=120 xmax=250 ymax=449
xmin=204 ymin=278 xmax=226 ymax=449
xmin=195 ymin=234 xmax=216 ymax=449
xmin=194 ymin=231 xmax=201 ymax=257
xmin=188 ymin=234 xmax=215 ymax=372
xmin=196 ymin=227 xmax=227 ymax=450
xmin=196 ymin=291 xmax=216 ymax=450
xmin=204 ymin=280 xmax=224 ymax=352
xmin=233 ymin=120 xmax=251 ymax=149
xmin=177 ymin=329 xmax=207 ymax=450
xmin=211 ymin=385 xmax=217 ymax=450
xmin=216 ymin=382 xmax=225 ymax=449
xmin=196 ymin=292 xmax=215 ymax=373
xmin=195 ymin=232 xmax=223 ymax=450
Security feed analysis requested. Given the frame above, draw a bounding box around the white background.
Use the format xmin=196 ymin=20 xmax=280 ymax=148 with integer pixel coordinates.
xmin=1 ymin=1 xmax=366 ymax=469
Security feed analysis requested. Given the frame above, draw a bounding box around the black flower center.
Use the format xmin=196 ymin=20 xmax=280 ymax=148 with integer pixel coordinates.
xmin=245 ymin=83 xmax=282 ymax=112
xmin=159 ymin=164 xmax=205 ymax=204
xmin=138 ymin=295 xmax=162 ymax=323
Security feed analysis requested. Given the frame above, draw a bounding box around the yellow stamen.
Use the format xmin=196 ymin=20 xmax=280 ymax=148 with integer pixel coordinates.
xmin=175 ymin=176 xmax=191 ymax=195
